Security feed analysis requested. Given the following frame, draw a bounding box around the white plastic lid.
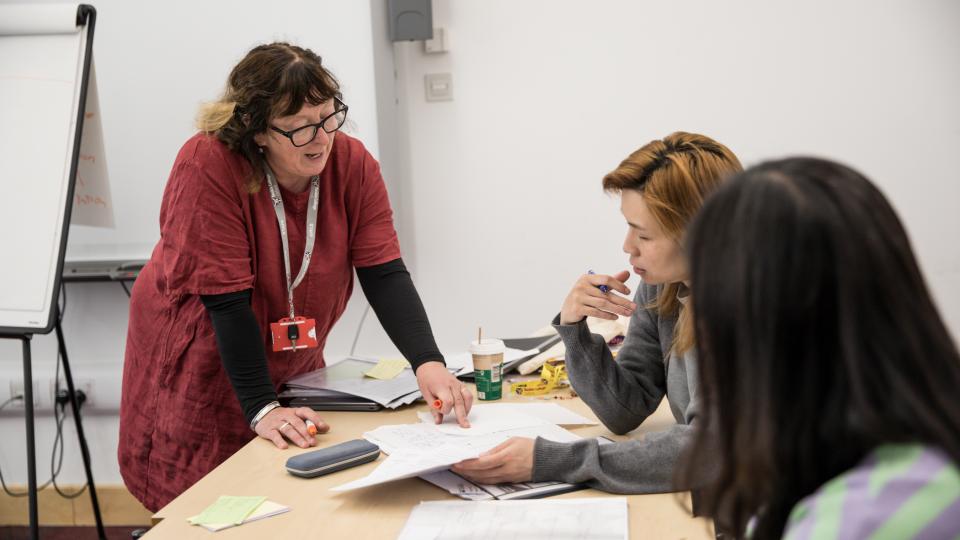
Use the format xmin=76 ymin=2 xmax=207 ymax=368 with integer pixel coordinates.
xmin=469 ymin=338 xmax=504 ymax=355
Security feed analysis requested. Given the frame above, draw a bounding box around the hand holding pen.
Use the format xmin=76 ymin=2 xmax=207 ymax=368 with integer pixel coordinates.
xmin=588 ymin=270 xmax=610 ymax=293
xmin=559 ymin=269 xmax=636 ymax=325
xmin=416 ymin=361 xmax=472 ymax=428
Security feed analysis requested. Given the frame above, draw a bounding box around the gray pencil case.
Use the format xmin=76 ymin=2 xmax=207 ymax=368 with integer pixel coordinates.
xmin=285 ymin=439 xmax=381 ymax=478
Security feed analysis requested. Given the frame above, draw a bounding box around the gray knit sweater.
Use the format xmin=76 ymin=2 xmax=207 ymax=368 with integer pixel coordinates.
xmin=531 ymin=282 xmax=700 ymax=493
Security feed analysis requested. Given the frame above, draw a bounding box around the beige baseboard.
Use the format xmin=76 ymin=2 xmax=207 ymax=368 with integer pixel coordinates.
xmin=0 ymin=484 xmax=152 ymax=526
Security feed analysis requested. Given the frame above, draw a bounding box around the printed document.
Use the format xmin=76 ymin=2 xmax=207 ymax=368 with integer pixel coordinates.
xmin=332 ymin=422 xmax=579 ymax=492
xmin=396 ymin=498 xmax=628 ymax=540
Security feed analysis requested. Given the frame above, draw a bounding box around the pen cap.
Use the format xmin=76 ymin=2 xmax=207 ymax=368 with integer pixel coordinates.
xmin=469 ymin=338 xmax=504 ymax=356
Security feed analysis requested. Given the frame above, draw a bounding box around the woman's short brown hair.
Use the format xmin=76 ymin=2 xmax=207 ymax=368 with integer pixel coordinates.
xmin=602 ymin=132 xmax=742 ymax=354
xmin=196 ymin=42 xmax=340 ymax=191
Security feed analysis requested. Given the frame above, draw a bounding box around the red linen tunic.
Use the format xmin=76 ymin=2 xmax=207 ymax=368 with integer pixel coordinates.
xmin=118 ymin=132 xmax=400 ymax=511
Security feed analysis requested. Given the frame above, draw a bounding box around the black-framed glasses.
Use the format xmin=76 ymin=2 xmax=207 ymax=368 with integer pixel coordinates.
xmin=269 ymin=97 xmax=348 ymax=147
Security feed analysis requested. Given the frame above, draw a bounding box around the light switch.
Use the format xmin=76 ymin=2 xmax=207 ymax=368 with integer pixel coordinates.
xmin=424 ymin=27 xmax=447 ymax=53
xmin=425 ymin=73 xmax=453 ymax=102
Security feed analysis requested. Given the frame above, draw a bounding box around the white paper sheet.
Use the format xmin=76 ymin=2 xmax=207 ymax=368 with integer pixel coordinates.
xmin=415 ymin=405 xmax=550 ymax=436
xmin=421 ymin=437 xmax=615 ymax=501
xmin=493 ymin=403 xmax=596 ymax=425
xmin=71 ymin=60 xmax=114 ymax=228
xmin=364 ymin=421 xmax=579 ymax=456
xmin=419 ymin=470 xmax=495 ymax=501
xmin=396 ymin=498 xmax=629 ymax=540
xmin=364 ymin=422 xmax=444 ymax=454
xmin=330 ymin=444 xmax=481 ymax=492
xmin=0 ymin=4 xmax=82 ymax=35
xmin=336 ymin=423 xmax=581 ymax=491
xmin=421 ymin=469 xmax=585 ymax=501
xmin=385 ymin=389 xmax=423 ymax=409
xmin=420 ymin=403 xmax=597 ymax=427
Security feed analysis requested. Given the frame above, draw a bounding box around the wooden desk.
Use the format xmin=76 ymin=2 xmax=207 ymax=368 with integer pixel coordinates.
xmin=148 ymin=390 xmax=713 ymax=539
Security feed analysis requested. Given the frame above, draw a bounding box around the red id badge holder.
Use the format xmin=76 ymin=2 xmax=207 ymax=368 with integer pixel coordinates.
xmin=270 ymin=316 xmax=319 ymax=352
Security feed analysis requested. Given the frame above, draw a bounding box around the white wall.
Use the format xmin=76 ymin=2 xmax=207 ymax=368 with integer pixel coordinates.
xmin=65 ymin=0 xmax=382 ymax=258
xmin=392 ymin=0 xmax=960 ymax=350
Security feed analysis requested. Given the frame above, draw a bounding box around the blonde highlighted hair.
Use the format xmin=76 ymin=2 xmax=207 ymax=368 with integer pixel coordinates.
xmin=602 ymin=132 xmax=742 ymax=354
xmin=196 ymin=101 xmax=237 ymax=134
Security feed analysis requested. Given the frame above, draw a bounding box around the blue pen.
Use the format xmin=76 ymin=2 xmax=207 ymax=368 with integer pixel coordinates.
xmin=587 ymin=270 xmax=610 ymax=293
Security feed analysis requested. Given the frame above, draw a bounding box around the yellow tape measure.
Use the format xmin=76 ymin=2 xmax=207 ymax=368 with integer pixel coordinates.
xmin=511 ymin=360 xmax=568 ymax=396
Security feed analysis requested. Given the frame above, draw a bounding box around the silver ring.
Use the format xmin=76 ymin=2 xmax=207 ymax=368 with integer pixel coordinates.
xmin=278 ymin=421 xmax=290 ymax=430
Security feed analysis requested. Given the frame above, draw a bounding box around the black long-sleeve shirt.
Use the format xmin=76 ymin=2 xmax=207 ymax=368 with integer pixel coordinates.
xmin=201 ymin=257 xmax=443 ymax=424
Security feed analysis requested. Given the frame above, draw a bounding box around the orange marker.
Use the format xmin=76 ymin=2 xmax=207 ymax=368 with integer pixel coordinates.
xmin=305 ymin=419 xmax=318 ymax=436
xmin=432 ymin=399 xmax=443 ymax=410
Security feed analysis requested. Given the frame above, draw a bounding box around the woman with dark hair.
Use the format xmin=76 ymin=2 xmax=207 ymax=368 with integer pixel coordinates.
xmin=683 ymin=157 xmax=960 ymax=538
xmin=118 ymin=42 xmax=471 ymax=510
xmin=454 ymin=132 xmax=742 ymax=491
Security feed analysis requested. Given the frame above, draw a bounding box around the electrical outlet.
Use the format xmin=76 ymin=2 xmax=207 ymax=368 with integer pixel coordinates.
xmin=50 ymin=378 xmax=94 ymax=409
xmin=8 ymin=380 xmax=40 ymax=409
xmin=424 ymin=73 xmax=453 ymax=102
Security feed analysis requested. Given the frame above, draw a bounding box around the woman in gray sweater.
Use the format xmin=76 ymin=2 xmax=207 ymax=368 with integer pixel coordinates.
xmin=453 ymin=132 xmax=741 ymax=493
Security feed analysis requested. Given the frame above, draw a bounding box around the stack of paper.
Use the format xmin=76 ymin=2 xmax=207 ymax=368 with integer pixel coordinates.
xmin=187 ymin=496 xmax=289 ymax=532
xmin=411 ymin=404 xmax=600 ymax=500
xmin=330 ymin=404 xmax=588 ymax=493
xmin=331 ymin=442 xmax=485 ymax=492
xmin=284 ymin=357 xmax=426 ymax=409
xmin=422 ymin=433 xmax=614 ymax=501
xmin=420 ymin=469 xmax=583 ymax=501
xmin=283 ymin=341 xmax=545 ymax=409
xmin=397 ymin=498 xmax=629 ymax=540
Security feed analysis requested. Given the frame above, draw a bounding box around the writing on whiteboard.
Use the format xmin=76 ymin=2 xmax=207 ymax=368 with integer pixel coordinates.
xmin=71 ymin=60 xmax=114 ymax=228
xmin=75 ymin=174 xmax=109 ymax=208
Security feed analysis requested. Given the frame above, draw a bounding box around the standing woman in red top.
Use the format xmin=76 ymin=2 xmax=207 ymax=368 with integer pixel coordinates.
xmin=118 ymin=42 xmax=471 ymax=511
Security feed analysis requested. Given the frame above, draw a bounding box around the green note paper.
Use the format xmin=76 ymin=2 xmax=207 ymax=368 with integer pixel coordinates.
xmin=188 ymin=495 xmax=267 ymax=526
xmin=364 ymin=358 xmax=409 ymax=380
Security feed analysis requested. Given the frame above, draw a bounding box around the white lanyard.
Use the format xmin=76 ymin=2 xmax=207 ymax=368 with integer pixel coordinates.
xmin=264 ymin=164 xmax=319 ymax=319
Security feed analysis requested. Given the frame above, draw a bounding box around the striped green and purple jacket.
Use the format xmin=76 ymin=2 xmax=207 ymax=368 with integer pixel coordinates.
xmin=784 ymin=444 xmax=960 ymax=539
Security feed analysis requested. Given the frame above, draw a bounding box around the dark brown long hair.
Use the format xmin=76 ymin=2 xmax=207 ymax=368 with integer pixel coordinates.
xmin=681 ymin=157 xmax=960 ymax=538
xmin=196 ymin=42 xmax=340 ymax=191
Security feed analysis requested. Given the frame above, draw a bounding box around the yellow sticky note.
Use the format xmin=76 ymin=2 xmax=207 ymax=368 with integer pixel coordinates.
xmin=364 ymin=358 xmax=409 ymax=380
xmin=188 ymin=500 xmax=290 ymax=532
xmin=188 ymin=495 xmax=266 ymax=526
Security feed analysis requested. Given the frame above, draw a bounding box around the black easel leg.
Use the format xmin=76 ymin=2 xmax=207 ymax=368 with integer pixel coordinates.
xmin=21 ymin=336 xmax=39 ymax=540
xmin=55 ymin=319 xmax=106 ymax=540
